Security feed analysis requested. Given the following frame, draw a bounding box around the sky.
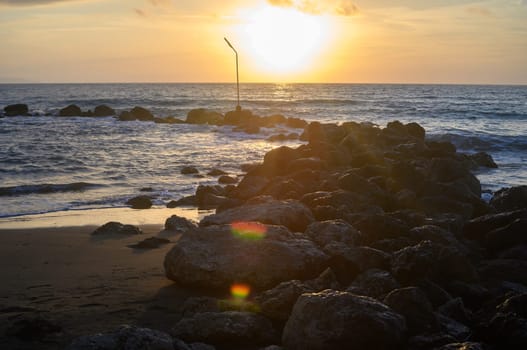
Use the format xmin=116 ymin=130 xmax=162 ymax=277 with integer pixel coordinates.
xmin=0 ymin=0 xmax=526 ymax=84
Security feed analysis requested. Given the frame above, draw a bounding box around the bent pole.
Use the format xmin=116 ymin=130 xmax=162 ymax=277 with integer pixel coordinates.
xmin=224 ymin=37 xmax=241 ymax=111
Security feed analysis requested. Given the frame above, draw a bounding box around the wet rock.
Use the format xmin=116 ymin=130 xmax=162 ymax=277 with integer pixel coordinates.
xmin=132 ymin=106 xmax=155 ymax=120
xmin=348 ymin=268 xmax=400 ymax=299
xmin=165 ymin=215 xmax=197 ymax=232
xmin=282 ymin=290 xmax=407 ymax=350
xmin=285 ymin=117 xmax=308 ymax=129
xmin=232 ymin=175 xmax=270 ymax=200
xmin=467 ymin=152 xmax=498 ymax=169
xmin=224 ymin=109 xmax=254 ymax=125
xmin=207 ymin=168 xmax=227 ymax=176
xmin=218 ymin=175 xmax=237 ymax=184
xmin=181 ymin=166 xmax=199 ymax=175
xmin=167 ymin=195 xmax=197 ymax=207
xmin=172 ymin=311 xmax=278 ymax=346
xmin=164 ymin=224 xmax=328 ymax=290
xmin=463 ymin=209 xmax=527 ymax=240
xmin=66 ymin=325 xmax=174 ymax=350
xmin=485 ymin=218 xmax=527 ymax=253
xmin=129 ymin=236 xmax=170 ymax=249
xmin=4 ymin=103 xmax=29 ymax=116
xmin=127 ymin=195 xmax=153 ymax=209
xmin=490 ymin=185 xmax=527 ymax=212
xmin=304 ymin=219 xmax=361 ymax=248
xmin=260 ymin=146 xmax=302 ymax=177
xmin=59 ymin=104 xmax=82 ymax=116
xmin=383 ymin=287 xmax=438 ymax=334
xmin=92 ymin=222 xmax=143 ymax=235
xmin=437 ymin=314 xmax=471 ymax=342
xmin=200 ymin=198 xmax=314 ymax=233
xmin=351 ymin=213 xmax=409 ymax=244
xmin=93 ymin=104 xmax=115 ymax=117
xmin=186 ymin=108 xmax=223 ymax=125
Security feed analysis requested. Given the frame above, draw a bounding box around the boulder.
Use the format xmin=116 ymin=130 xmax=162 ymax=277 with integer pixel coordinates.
xmin=165 ymin=215 xmax=197 ymax=232
xmin=304 ymin=219 xmax=362 ymax=248
xmin=4 ymin=103 xmax=29 ymax=116
xmin=172 ymin=311 xmax=277 ymax=346
xmin=164 ymin=224 xmax=328 ymax=290
xmin=224 ymin=109 xmax=254 ymax=125
xmin=92 ymin=222 xmax=143 ymax=235
xmin=126 ymin=195 xmax=153 ymax=209
xmin=93 ymin=104 xmax=115 ymax=117
xmin=467 ymin=152 xmax=498 ymax=169
xmin=59 ymin=104 xmax=82 ymax=116
xmin=66 ymin=325 xmax=174 ymax=350
xmin=435 ymin=342 xmax=486 ymax=350
xmin=167 ymin=195 xmax=197 ymax=207
xmin=383 ymin=287 xmax=438 ymax=334
xmin=207 ymin=168 xmax=227 ymax=176
xmin=181 ymin=166 xmax=199 ymax=175
xmin=6 ymin=316 xmax=61 ymax=341
xmin=490 ymin=186 xmax=527 ymax=212
xmin=186 ymin=109 xmax=223 ymax=125
xmin=463 ymin=209 xmax=527 ymax=240
xmin=348 ymin=268 xmax=400 ymax=299
xmin=282 ymin=290 xmax=407 ymax=350
xmin=232 ymin=175 xmax=270 ymax=200
xmin=485 ymin=218 xmax=527 ymax=253
xmin=200 ymin=199 xmax=314 ymax=233
xmin=130 ymin=106 xmax=154 ymax=121
xmin=218 ymin=175 xmax=237 ymax=184
xmin=129 ymin=237 xmax=170 ymax=249
xmin=260 ymin=146 xmax=301 ymax=177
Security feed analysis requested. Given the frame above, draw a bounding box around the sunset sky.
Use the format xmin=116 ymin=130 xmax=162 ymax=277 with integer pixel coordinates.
xmin=1 ymin=0 xmax=526 ymax=84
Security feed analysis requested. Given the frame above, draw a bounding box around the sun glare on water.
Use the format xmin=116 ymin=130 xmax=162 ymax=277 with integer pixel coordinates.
xmin=240 ymin=6 xmax=330 ymax=74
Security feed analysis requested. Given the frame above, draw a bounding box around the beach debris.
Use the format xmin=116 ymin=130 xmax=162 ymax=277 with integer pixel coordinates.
xmin=164 ymin=214 xmax=197 ymax=232
xmin=126 ymin=195 xmax=153 ymax=209
xmin=129 ymin=237 xmax=170 ymax=250
xmin=91 ymin=221 xmax=143 ymax=235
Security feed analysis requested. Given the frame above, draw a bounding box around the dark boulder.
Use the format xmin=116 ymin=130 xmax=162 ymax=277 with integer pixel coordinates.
xmin=435 ymin=342 xmax=486 ymax=350
xmin=260 ymin=146 xmax=302 ymax=177
xmin=167 ymin=195 xmax=197 ymax=207
xmin=200 ymin=198 xmax=314 ymax=233
xmin=165 ymin=215 xmax=197 ymax=232
xmin=181 ymin=166 xmax=199 ymax=175
xmin=218 ymin=175 xmax=237 ymax=184
xmin=304 ymin=219 xmax=362 ymax=248
xmin=467 ymin=152 xmax=498 ymax=169
xmin=130 ymin=106 xmax=154 ymax=121
xmin=93 ymin=104 xmax=115 ymax=117
xmin=232 ymin=175 xmax=269 ymax=200
xmin=126 ymin=195 xmax=153 ymax=209
xmin=6 ymin=316 xmax=61 ymax=341
xmin=4 ymin=103 xmax=29 ymax=116
xmin=383 ymin=287 xmax=438 ymax=334
xmin=164 ymin=224 xmax=328 ymax=290
xmin=207 ymin=168 xmax=227 ymax=176
xmin=224 ymin=109 xmax=254 ymax=125
xmin=490 ymin=186 xmax=527 ymax=212
xmin=282 ymin=290 xmax=407 ymax=350
xmin=59 ymin=104 xmax=82 ymax=116
xmin=172 ymin=311 xmax=278 ymax=346
xmin=129 ymin=236 xmax=170 ymax=249
xmin=92 ymin=222 xmax=143 ymax=235
xmin=485 ymin=218 xmax=527 ymax=254
xmin=463 ymin=209 xmax=527 ymax=240
xmin=348 ymin=268 xmax=400 ymax=299
xmin=351 ymin=213 xmax=410 ymax=244
xmin=186 ymin=108 xmax=223 ymax=125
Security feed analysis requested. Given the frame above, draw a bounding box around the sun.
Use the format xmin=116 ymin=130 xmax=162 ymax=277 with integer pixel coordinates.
xmin=239 ymin=6 xmax=330 ymax=75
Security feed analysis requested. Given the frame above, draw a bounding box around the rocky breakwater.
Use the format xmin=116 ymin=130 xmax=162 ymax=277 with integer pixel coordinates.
xmin=159 ymin=118 xmax=527 ymax=350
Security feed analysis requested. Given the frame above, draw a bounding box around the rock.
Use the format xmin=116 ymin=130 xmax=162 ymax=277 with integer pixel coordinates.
xmin=478 ymin=259 xmax=527 ymax=286
xmin=348 ymin=268 xmax=400 ymax=299
xmin=437 ymin=298 xmax=472 ymax=325
xmin=490 ymin=186 xmax=527 ymax=212
xmin=282 ymin=290 xmax=407 ymax=350
xmin=126 ymin=195 xmax=153 ymax=209
xmin=427 ymin=158 xmax=481 ymax=197
xmin=172 ymin=311 xmax=278 ymax=346
xmin=6 ymin=316 xmax=61 ymax=340
xmin=260 ymin=146 xmax=301 ymax=177
xmin=437 ymin=314 xmax=471 ymax=342
xmin=186 ymin=108 xmax=223 ymax=125
xmin=304 ymin=219 xmax=362 ymax=248
xmin=468 ymin=152 xmax=498 ymax=169
xmin=66 ymin=325 xmax=174 ymax=350
xmin=232 ymin=175 xmax=270 ymax=200
xmin=129 ymin=237 xmax=170 ymax=249
xmin=91 ymin=222 xmax=143 ymax=235
xmin=165 ymin=215 xmax=197 ymax=232
xmin=93 ymin=104 xmax=115 ymax=116
xmin=383 ymin=287 xmax=438 ymax=334
xmin=435 ymin=342 xmax=486 ymax=350
xmin=167 ymin=195 xmax=197 ymax=208
xmin=485 ymin=218 xmax=527 ymax=253
xmin=200 ymin=199 xmax=314 ymax=233
xmin=181 ymin=166 xmax=199 ymax=175
xmin=4 ymin=103 xmax=29 ymax=116
xmin=285 ymin=117 xmax=308 ymax=129
xmin=351 ymin=213 xmax=409 ymax=244
xmin=130 ymin=106 xmax=154 ymax=121
xmin=164 ymin=224 xmax=328 ymax=290
xmin=224 ymin=109 xmax=254 ymax=125
xmin=207 ymin=168 xmax=227 ymax=176
xmin=59 ymin=104 xmax=82 ymax=116
xmin=463 ymin=209 xmax=527 ymax=240
xmin=406 ymin=333 xmax=458 ymax=350
xmin=218 ymin=175 xmax=237 ymax=184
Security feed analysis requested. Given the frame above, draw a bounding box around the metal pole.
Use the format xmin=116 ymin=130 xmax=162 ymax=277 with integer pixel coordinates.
xmin=224 ymin=37 xmax=241 ymax=111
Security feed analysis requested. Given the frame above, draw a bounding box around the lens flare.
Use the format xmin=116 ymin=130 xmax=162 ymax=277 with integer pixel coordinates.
xmin=231 ymin=221 xmax=267 ymax=240
xmin=231 ymin=283 xmax=251 ymax=299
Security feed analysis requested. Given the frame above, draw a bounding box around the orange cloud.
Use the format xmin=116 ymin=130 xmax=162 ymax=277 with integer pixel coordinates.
xmin=266 ymin=0 xmax=358 ymax=16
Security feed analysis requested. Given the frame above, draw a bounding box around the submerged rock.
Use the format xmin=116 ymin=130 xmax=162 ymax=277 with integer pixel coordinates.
xmin=59 ymin=104 xmax=82 ymax=116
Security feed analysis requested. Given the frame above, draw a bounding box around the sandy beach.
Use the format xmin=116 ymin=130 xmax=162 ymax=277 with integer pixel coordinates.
xmin=0 ymin=208 xmax=218 ymax=349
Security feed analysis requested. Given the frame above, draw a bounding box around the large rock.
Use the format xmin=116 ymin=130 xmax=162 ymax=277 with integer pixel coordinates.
xmin=4 ymin=103 xmax=29 ymax=116
xmin=171 ymin=311 xmax=277 ymax=346
xmin=348 ymin=268 xmax=400 ymax=299
xmin=165 ymin=215 xmax=197 ymax=232
xmin=200 ymin=198 xmax=314 ymax=233
xmin=304 ymin=219 xmax=362 ymax=248
xmin=59 ymin=104 xmax=82 ymax=116
xmin=93 ymin=104 xmax=115 ymax=117
xmin=186 ymin=108 xmax=223 ymax=125
xmin=490 ymin=186 xmax=527 ymax=212
xmin=282 ymin=290 xmax=407 ymax=350
xmin=164 ymin=224 xmax=328 ymax=290
xmin=126 ymin=195 xmax=153 ymax=209
xmin=66 ymin=325 xmax=175 ymax=350
xmin=91 ymin=222 xmax=143 ymax=235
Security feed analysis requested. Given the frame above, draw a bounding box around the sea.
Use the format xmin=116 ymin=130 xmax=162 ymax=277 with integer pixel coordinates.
xmin=0 ymin=83 xmax=526 ymax=219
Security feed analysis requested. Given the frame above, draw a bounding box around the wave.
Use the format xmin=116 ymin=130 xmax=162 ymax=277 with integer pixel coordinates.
xmin=0 ymin=182 xmax=104 ymax=197
xmin=429 ymin=133 xmax=527 ymax=153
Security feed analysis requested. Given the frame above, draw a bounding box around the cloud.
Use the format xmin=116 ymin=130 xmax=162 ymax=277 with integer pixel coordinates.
xmin=134 ymin=8 xmax=147 ymax=17
xmin=0 ymin=0 xmax=76 ymax=6
xmin=465 ymin=6 xmax=494 ymax=17
xmin=266 ymin=0 xmax=359 ymax=16
xmin=147 ymin=0 xmax=170 ymax=6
